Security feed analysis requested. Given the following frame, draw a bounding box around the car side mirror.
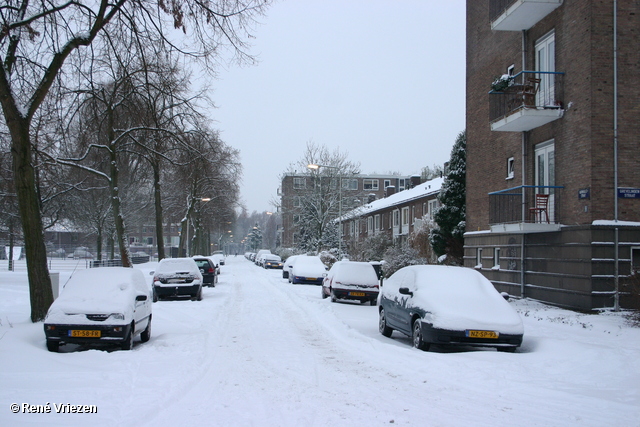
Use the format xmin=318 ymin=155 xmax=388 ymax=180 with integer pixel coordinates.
xmin=399 ymin=287 xmax=413 ymax=297
xmin=149 ymin=271 xmax=155 ymax=275
xmin=136 ymin=295 xmax=148 ymax=301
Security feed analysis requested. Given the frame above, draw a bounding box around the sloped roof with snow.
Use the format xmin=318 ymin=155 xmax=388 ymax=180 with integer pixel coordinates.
xmin=339 ymin=177 xmax=444 ymax=221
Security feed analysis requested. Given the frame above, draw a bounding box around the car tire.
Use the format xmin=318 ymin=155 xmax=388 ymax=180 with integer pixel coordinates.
xmin=379 ymin=308 xmax=393 ymax=337
xmin=122 ymin=324 xmax=134 ymax=350
xmin=152 ymin=288 xmax=158 ymax=303
xmin=196 ymin=287 xmax=203 ymax=301
xmin=330 ymin=290 xmax=337 ymax=303
xmin=497 ymin=347 xmax=517 ymax=353
xmin=370 ymin=298 xmax=377 ymax=306
xmin=141 ymin=316 xmax=152 ymax=343
xmin=46 ymin=339 xmax=59 ymax=352
xmin=412 ymin=320 xmax=430 ymax=351
xmin=321 ymin=287 xmax=328 ymax=299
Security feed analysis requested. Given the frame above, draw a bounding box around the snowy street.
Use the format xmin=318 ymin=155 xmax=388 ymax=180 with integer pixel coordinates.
xmin=1 ymin=256 xmax=639 ymax=426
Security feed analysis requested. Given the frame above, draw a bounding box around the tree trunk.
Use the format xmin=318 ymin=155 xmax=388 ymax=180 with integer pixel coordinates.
xmin=109 ymin=145 xmax=131 ymax=267
xmin=11 ymin=120 xmax=53 ymax=321
xmin=153 ymin=162 xmax=165 ymax=261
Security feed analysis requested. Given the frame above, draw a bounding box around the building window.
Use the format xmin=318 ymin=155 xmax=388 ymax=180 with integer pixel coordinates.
xmin=363 ymin=179 xmax=379 ymax=190
xmin=393 ymin=210 xmax=400 ymax=227
xmin=374 ymin=214 xmax=381 ymax=231
xmin=146 ymin=237 xmax=153 ymax=245
xmin=367 ymin=216 xmax=374 ymax=233
xmin=632 ymin=247 xmax=640 ymax=274
xmin=476 ymin=248 xmax=483 ymax=269
xmin=428 ymin=199 xmax=439 ymax=220
xmin=293 ymin=177 xmax=306 ymax=189
xmin=384 ymin=179 xmax=391 ymax=189
xmin=422 ymin=203 xmax=427 ymax=217
xmin=401 ymin=207 xmax=409 ymax=227
xmin=398 ymin=178 xmax=407 ymax=191
xmin=342 ymin=179 xmax=358 ymax=190
xmin=411 ymin=206 xmax=415 ymax=224
xmin=507 ymin=157 xmax=515 ymax=180
xmin=293 ymin=196 xmax=301 ymax=207
xmin=350 ymin=221 xmax=355 ymax=236
xmin=293 ymin=215 xmax=301 ymax=224
xmin=493 ymin=248 xmax=501 ymax=270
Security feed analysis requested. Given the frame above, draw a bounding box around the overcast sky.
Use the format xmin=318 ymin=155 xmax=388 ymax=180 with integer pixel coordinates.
xmin=209 ymin=0 xmax=466 ymax=213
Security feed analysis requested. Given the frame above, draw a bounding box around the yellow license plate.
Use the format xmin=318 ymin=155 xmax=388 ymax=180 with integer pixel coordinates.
xmin=350 ymin=292 xmax=366 ymax=297
xmin=69 ymin=330 xmax=101 ymax=338
xmin=467 ymin=330 xmax=499 ymax=339
xmin=307 ymin=278 xmax=316 ymax=281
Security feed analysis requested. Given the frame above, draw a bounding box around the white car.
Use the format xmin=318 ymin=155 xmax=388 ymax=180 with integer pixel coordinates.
xmin=282 ymin=255 xmax=304 ymax=279
xmin=44 ymin=267 xmax=152 ymax=352
xmin=378 ymin=265 xmax=524 ymax=352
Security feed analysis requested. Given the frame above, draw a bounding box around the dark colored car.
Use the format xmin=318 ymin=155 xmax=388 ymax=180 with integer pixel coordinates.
xmin=321 ymin=261 xmax=379 ymax=305
xmin=263 ymin=254 xmax=283 ymax=269
xmin=152 ymin=258 xmax=203 ymax=302
xmin=193 ymin=256 xmax=218 ymax=287
xmin=289 ymin=256 xmax=327 ymax=285
xmin=44 ymin=267 xmax=152 ymax=352
xmin=378 ymin=265 xmax=524 ymax=352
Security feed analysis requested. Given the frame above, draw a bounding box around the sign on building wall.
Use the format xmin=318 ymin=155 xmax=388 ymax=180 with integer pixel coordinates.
xmin=618 ymin=188 xmax=640 ymax=199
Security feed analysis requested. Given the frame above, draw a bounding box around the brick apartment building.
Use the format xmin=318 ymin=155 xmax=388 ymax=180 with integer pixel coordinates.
xmin=279 ymin=173 xmax=416 ymax=248
xmin=465 ymin=0 xmax=640 ymax=310
xmin=339 ymin=177 xmax=443 ymax=256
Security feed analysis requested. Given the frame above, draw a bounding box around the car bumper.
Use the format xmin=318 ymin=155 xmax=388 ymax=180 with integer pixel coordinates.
xmin=154 ymin=284 xmax=201 ymax=298
xmin=44 ymin=323 xmax=132 ymax=346
xmin=292 ymin=276 xmax=323 ymax=285
xmin=420 ymin=322 xmax=523 ymax=349
xmin=332 ymin=288 xmax=379 ymax=301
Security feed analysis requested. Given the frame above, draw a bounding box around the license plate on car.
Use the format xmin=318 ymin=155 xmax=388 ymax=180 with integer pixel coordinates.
xmin=306 ymin=278 xmax=316 ymax=281
xmin=466 ymin=330 xmax=499 ymax=339
xmin=69 ymin=330 xmax=101 ymax=338
xmin=349 ymin=292 xmax=366 ymax=297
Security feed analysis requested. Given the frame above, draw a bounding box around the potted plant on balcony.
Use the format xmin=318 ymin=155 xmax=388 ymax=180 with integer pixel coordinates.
xmin=491 ymin=74 xmax=513 ymax=92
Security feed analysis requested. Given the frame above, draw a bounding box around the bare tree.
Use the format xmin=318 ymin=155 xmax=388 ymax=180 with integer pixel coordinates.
xmin=0 ymin=0 xmax=270 ymax=321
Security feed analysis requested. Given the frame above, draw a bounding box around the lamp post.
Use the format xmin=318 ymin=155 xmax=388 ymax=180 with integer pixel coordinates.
xmin=307 ymin=163 xmax=342 ymax=256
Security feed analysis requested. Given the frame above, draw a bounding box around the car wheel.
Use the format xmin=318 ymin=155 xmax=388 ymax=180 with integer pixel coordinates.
xmin=379 ymin=308 xmax=392 ymax=337
xmin=321 ymin=287 xmax=328 ymax=299
xmin=497 ymin=346 xmax=517 ymax=353
xmin=141 ymin=316 xmax=152 ymax=343
xmin=122 ymin=324 xmax=134 ymax=350
xmin=46 ymin=339 xmax=59 ymax=352
xmin=412 ymin=320 xmax=430 ymax=351
xmin=330 ymin=290 xmax=337 ymax=303
xmin=152 ymin=288 xmax=158 ymax=303
xmin=196 ymin=287 xmax=203 ymax=301
xmin=370 ymin=298 xmax=377 ymax=306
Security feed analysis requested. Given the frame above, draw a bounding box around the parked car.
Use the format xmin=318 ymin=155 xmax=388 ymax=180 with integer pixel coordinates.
xmin=210 ymin=254 xmax=225 ymax=273
xmin=322 ymin=261 xmax=380 ymax=305
xmin=44 ymin=267 xmax=152 ymax=352
xmin=152 ymin=258 xmax=203 ymax=302
xmin=263 ymin=254 xmax=283 ymax=269
xmin=282 ymin=255 xmax=303 ymax=279
xmin=193 ymin=256 xmax=218 ymax=287
xmin=289 ymin=256 xmax=327 ymax=285
xmin=378 ymin=265 xmax=524 ymax=352
xmin=254 ymin=249 xmax=272 ymax=266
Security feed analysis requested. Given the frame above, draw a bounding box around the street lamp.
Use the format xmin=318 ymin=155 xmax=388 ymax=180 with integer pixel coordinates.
xmin=307 ymin=163 xmax=342 ymax=255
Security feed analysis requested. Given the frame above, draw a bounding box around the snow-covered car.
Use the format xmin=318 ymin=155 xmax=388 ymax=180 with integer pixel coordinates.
xmin=289 ymin=256 xmax=327 ymax=285
xmin=322 ymin=261 xmax=380 ymax=305
xmin=44 ymin=267 xmax=152 ymax=352
xmin=152 ymin=258 xmax=203 ymax=301
xmin=378 ymin=265 xmax=524 ymax=352
xmin=193 ymin=256 xmax=218 ymax=287
xmin=282 ymin=255 xmax=303 ymax=279
xmin=254 ymin=249 xmax=272 ymax=266
xmin=210 ymin=253 xmax=225 ymax=266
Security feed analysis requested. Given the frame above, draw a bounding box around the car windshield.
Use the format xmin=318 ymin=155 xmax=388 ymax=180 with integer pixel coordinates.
xmin=156 ymin=259 xmax=198 ymax=274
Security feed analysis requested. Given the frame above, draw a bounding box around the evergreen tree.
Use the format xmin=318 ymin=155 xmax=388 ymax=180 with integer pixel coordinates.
xmin=430 ymin=130 xmax=466 ymax=264
xmin=248 ymin=224 xmax=263 ymax=251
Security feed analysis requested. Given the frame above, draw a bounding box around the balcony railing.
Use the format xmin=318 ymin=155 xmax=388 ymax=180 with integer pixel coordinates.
xmin=489 ymin=70 xmax=564 ymax=132
xmin=490 ymin=0 xmax=563 ymax=31
xmin=489 ymin=185 xmax=564 ymax=231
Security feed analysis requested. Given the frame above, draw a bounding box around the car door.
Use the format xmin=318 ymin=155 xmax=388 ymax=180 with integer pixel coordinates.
xmin=133 ymin=273 xmax=152 ymax=333
xmin=388 ymin=269 xmax=416 ymax=335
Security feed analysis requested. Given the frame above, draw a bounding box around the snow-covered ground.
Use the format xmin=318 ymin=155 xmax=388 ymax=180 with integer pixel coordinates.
xmin=1 ymin=256 xmax=639 ymax=426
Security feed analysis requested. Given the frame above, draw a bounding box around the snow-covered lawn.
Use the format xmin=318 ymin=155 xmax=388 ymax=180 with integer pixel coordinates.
xmin=1 ymin=257 xmax=639 ymax=426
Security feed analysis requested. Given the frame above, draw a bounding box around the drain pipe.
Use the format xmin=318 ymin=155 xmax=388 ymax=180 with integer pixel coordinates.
xmin=520 ymin=30 xmax=527 ymax=298
xmin=613 ymin=0 xmax=620 ymax=311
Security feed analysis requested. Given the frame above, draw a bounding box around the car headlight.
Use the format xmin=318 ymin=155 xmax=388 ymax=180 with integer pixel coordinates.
xmin=110 ymin=313 xmax=125 ymax=320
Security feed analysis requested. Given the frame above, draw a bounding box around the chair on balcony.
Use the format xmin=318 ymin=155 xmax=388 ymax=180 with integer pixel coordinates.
xmin=522 ymin=77 xmax=541 ymax=107
xmin=529 ymin=193 xmax=550 ymax=223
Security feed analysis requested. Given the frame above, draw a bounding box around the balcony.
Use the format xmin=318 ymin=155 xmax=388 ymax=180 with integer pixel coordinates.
xmin=489 ymin=71 xmax=564 ymax=132
xmin=490 ymin=0 xmax=563 ymax=31
xmin=488 ymin=185 xmax=564 ymax=233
